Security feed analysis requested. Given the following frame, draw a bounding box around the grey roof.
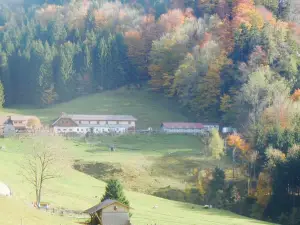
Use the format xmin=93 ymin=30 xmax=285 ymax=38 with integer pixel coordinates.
xmin=65 ymin=114 xmax=137 ymax=121
xmin=83 ymin=199 xmax=130 ymax=214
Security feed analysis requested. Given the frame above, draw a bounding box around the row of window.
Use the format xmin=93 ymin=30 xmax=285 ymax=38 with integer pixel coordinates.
xmin=57 ymin=128 xmax=122 ymax=132
xmin=60 ymin=120 xmax=133 ymax=125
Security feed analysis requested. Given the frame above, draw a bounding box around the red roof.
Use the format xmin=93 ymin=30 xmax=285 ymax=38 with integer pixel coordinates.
xmin=161 ymin=122 xmax=204 ymax=129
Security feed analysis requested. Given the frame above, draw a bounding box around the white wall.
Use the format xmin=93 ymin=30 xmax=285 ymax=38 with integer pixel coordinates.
xmin=53 ymin=126 xmax=128 ymax=134
xmin=119 ymin=121 xmax=129 ymax=125
xmin=162 ymin=128 xmax=204 ymax=134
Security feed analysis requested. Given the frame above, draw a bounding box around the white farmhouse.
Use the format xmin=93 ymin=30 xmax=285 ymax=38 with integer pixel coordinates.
xmin=52 ymin=113 xmax=137 ymax=135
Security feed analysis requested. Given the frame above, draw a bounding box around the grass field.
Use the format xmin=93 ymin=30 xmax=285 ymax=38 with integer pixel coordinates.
xmin=2 ymin=87 xmax=191 ymax=128
xmin=73 ymin=134 xmax=233 ymax=193
xmin=0 ymin=88 xmax=271 ymax=224
xmin=0 ymin=135 xmax=272 ymax=225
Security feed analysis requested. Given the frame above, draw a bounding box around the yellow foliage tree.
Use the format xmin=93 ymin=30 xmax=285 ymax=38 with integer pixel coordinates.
xmin=256 ymin=172 xmax=272 ymax=207
xmin=227 ymin=134 xmax=250 ymax=179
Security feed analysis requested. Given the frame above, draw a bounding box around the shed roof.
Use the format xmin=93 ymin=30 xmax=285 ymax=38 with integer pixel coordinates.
xmin=83 ymin=199 xmax=130 ymax=214
xmin=65 ymin=114 xmax=137 ymax=121
xmin=52 ymin=114 xmax=137 ymax=126
xmin=0 ymin=115 xmax=38 ymax=123
xmin=161 ymin=122 xmax=204 ymax=129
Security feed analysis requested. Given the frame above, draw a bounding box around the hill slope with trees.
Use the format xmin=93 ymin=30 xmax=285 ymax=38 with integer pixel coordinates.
xmin=0 ymin=0 xmax=300 ymax=224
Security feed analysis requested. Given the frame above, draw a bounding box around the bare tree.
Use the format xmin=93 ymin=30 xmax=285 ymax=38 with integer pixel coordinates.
xmin=21 ymin=144 xmax=58 ymax=207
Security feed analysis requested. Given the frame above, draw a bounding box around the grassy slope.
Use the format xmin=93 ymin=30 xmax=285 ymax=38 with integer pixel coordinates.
xmin=73 ymin=134 xmax=233 ymax=193
xmin=2 ymin=88 xmax=190 ymax=128
xmin=0 ymin=136 xmax=271 ymax=225
xmin=0 ymin=89 xmax=270 ymax=224
xmin=0 ymin=197 xmax=76 ymax=225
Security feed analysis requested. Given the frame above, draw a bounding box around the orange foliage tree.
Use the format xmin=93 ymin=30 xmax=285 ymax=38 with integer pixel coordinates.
xmin=232 ymin=0 xmax=264 ymax=30
xmin=227 ymin=134 xmax=250 ymax=178
xmin=292 ymin=89 xmax=300 ymax=102
xmin=158 ymin=9 xmax=185 ymax=32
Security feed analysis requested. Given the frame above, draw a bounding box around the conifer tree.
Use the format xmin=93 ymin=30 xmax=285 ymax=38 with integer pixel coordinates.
xmin=101 ymin=179 xmax=130 ymax=207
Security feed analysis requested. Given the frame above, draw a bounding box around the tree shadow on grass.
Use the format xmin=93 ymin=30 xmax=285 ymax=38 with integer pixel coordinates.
xmin=73 ymin=160 xmax=122 ymax=181
xmin=176 ymin=202 xmax=273 ymax=225
xmin=150 ymin=150 xmax=225 ymax=179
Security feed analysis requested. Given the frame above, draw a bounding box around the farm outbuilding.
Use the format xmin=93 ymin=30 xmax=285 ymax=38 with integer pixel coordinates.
xmin=83 ymin=199 xmax=132 ymax=225
xmin=160 ymin=122 xmax=205 ymax=134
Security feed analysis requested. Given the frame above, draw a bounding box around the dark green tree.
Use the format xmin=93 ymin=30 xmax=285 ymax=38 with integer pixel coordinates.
xmin=101 ymin=179 xmax=130 ymax=207
xmin=208 ymin=167 xmax=225 ymax=205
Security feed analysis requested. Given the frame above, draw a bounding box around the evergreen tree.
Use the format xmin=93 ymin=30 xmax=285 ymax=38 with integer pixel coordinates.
xmin=208 ymin=167 xmax=226 ymax=205
xmin=101 ymin=179 xmax=130 ymax=207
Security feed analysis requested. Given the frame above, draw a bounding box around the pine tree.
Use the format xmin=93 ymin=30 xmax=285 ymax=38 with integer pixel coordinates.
xmin=101 ymin=179 xmax=130 ymax=207
xmin=208 ymin=167 xmax=225 ymax=205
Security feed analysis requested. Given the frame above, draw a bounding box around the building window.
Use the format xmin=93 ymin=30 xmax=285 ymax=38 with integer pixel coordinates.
xmin=97 ymin=121 xmax=99 ymax=124
xmin=117 ymin=121 xmax=119 ymax=124
xmin=79 ymin=121 xmax=81 ymax=124
xmin=58 ymin=129 xmax=61 ymax=131
xmin=77 ymin=128 xmax=79 ymax=131
xmin=129 ymin=121 xmax=132 ymax=125
xmin=69 ymin=129 xmax=72 ymax=131
xmin=106 ymin=121 xmax=108 ymax=124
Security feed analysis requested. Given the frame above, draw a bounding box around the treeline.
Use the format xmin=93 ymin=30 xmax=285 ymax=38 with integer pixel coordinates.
xmin=0 ymin=0 xmax=298 ymax=125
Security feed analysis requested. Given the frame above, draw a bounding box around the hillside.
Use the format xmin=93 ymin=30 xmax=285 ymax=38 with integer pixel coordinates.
xmin=0 ymin=136 xmax=272 ymax=225
xmin=3 ymin=88 xmax=191 ymax=129
xmin=0 ymin=197 xmax=77 ymax=225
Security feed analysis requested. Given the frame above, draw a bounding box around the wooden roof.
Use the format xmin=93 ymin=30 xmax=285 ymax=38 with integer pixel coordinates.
xmin=83 ymin=199 xmax=130 ymax=214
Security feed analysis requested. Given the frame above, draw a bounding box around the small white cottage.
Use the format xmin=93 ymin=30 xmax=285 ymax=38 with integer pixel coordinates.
xmin=84 ymin=199 xmax=132 ymax=225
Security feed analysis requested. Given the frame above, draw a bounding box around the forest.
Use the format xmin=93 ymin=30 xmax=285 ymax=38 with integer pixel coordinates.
xmin=0 ymin=0 xmax=300 ymax=223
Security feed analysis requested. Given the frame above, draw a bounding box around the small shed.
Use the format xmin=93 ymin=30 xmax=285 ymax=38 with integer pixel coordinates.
xmin=83 ymin=199 xmax=131 ymax=225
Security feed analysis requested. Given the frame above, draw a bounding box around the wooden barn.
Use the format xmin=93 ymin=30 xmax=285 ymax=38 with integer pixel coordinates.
xmin=83 ymin=199 xmax=132 ymax=225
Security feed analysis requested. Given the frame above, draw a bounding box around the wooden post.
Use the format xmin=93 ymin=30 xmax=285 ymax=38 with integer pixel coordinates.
xmin=94 ymin=212 xmax=102 ymax=225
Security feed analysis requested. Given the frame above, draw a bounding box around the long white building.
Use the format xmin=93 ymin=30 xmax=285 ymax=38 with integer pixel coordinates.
xmin=52 ymin=113 xmax=137 ymax=134
xmin=161 ymin=122 xmax=219 ymax=134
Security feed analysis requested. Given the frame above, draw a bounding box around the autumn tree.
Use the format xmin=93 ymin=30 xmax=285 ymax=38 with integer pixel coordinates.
xmin=27 ymin=117 xmax=42 ymax=131
xmin=232 ymin=0 xmax=264 ymax=30
xmin=209 ymin=128 xmax=225 ymax=159
xmin=227 ymin=134 xmax=250 ymax=179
